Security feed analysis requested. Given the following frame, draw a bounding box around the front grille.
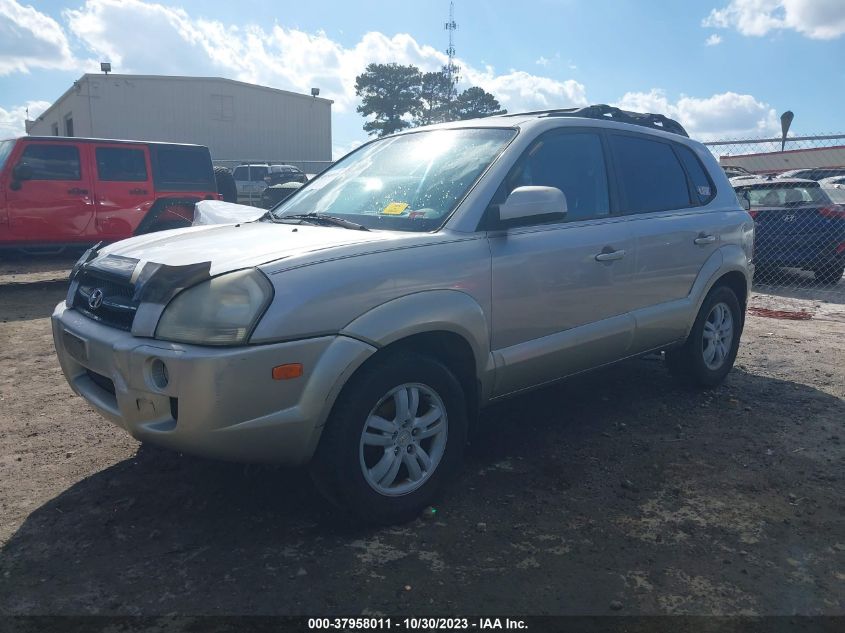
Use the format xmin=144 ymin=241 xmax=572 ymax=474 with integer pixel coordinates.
xmin=74 ymin=272 xmax=139 ymax=331
xmin=86 ymin=369 xmax=115 ymax=395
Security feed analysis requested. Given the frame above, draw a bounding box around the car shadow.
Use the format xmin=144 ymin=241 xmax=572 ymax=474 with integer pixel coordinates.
xmin=1 ymin=358 xmax=843 ymax=615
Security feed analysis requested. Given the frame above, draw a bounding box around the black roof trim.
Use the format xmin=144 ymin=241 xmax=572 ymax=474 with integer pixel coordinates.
xmin=504 ymin=104 xmax=689 ymax=138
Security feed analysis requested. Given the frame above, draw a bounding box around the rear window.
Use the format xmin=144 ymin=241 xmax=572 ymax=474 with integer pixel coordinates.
xmin=20 ymin=144 xmax=81 ymax=180
xmin=739 ymin=184 xmax=831 ymax=207
xmin=96 ymin=147 xmax=148 ymax=182
xmin=609 ymin=134 xmax=691 ymax=213
xmin=151 ymin=146 xmax=215 ymax=192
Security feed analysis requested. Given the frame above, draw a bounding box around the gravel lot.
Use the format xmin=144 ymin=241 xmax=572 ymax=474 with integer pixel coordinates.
xmin=0 ymin=258 xmax=843 ymax=617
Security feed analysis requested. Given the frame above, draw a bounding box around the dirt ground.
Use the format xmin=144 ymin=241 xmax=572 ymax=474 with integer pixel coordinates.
xmin=0 ymin=257 xmax=843 ymax=617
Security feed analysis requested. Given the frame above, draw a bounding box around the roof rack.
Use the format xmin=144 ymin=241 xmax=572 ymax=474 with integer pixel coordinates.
xmin=505 ymin=104 xmax=689 ymax=138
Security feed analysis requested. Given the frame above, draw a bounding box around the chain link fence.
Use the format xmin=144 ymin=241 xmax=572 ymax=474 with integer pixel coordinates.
xmin=704 ymin=134 xmax=845 ymax=302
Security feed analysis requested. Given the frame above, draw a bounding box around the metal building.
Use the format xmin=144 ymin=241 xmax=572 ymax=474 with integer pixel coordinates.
xmin=25 ymin=74 xmax=333 ymax=171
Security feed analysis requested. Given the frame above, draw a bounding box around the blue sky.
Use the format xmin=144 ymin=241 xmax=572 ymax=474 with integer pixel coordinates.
xmin=2 ymin=0 xmax=844 ymax=156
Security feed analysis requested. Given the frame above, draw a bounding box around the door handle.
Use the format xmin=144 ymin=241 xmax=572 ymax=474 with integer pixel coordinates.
xmin=67 ymin=187 xmax=88 ymax=195
xmin=129 ymin=188 xmax=148 ymax=195
xmin=595 ymin=249 xmax=626 ymax=262
xmin=694 ymin=234 xmax=717 ymax=245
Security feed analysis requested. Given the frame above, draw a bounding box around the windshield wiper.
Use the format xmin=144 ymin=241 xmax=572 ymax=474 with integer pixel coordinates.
xmin=272 ymin=212 xmax=370 ymax=231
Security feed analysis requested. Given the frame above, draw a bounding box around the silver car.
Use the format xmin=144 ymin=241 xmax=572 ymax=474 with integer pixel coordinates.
xmin=52 ymin=106 xmax=754 ymax=523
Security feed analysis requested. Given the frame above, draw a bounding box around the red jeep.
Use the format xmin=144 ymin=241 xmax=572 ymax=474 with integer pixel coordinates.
xmin=0 ymin=136 xmax=223 ymax=251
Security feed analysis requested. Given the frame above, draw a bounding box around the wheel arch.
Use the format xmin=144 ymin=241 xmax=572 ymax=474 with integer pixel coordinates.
xmin=338 ymin=290 xmax=494 ymax=427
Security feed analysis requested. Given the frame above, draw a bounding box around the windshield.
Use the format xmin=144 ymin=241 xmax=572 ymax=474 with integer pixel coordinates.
xmin=271 ymin=128 xmax=516 ymax=232
xmin=823 ymin=185 xmax=845 ymax=204
xmin=0 ymin=140 xmax=14 ymax=172
xmin=737 ymin=184 xmax=831 ymax=207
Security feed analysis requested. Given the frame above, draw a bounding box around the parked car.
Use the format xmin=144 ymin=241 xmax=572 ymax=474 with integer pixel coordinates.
xmin=777 ymin=168 xmax=845 ymax=181
xmin=819 ymin=175 xmax=845 ymax=204
xmin=232 ymin=163 xmax=271 ymax=205
xmin=264 ymin=164 xmax=307 ymax=187
xmin=731 ymin=177 xmax=845 ymax=284
xmin=52 ymin=105 xmax=753 ymax=524
xmin=260 ymin=181 xmax=303 ymax=209
xmin=0 ymin=136 xmax=219 ymax=251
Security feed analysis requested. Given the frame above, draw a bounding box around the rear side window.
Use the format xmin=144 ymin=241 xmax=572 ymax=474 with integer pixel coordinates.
xmin=503 ymin=132 xmax=610 ymax=221
xmin=233 ymin=166 xmax=268 ymax=181
xmin=676 ymin=145 xmax=715 ymax=205
xmin=152 ymin=146 xmax=215 ymax=192
xmin=96 ymin=147 xmax=148 ymax=182
xmin=19 ymin=144 xmax=81 ymax=180
xmin=610 ymin=134 xmax=691 ymax=213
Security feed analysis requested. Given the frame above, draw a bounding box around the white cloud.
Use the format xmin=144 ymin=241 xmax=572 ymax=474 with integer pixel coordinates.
xmin=615 ymin=89 xmax=779 ymax=140
xmin=705 ymin=33 xmax=723 ymax=46
xmin=0 ymin=0 xmax=77 ymax=74
xmin=0 ymin=100 xmax=50 ymax=138
xmin=703 ymin=0 xmax=845 ymax=40
xmin=535 ymin=56 xmax=550 ymax=66
xmin=63 ymin=0 xmax=587 ymax=115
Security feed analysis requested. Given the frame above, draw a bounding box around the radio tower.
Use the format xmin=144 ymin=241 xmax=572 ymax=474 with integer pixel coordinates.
xmin=444 ymin=1 xmax=459 ymax=98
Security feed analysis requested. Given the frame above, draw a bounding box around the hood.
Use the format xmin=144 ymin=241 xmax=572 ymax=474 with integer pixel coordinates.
xmin=192 ymin=199 xmax=266 ymax=226
xmin=96 ymin=221 xmax=403 ymax=276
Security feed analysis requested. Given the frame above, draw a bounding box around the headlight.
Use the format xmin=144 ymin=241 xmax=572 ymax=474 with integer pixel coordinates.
xmin=155 ymin=269 xmax=273 ymax=345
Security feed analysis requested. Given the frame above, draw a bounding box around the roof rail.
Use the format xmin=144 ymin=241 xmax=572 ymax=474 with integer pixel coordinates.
xmin=505 ymin=104 xmax=689 ymax=137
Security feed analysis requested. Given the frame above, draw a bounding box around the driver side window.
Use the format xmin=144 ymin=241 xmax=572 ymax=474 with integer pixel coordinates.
xmin=497 ymin=131 xmax=610 ymax=224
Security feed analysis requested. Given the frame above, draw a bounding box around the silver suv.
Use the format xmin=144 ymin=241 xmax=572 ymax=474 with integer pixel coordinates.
xmin=52 ymin=106 xmax=754 ymax=524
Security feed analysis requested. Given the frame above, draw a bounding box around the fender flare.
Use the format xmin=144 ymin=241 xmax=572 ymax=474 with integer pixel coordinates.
xmin=340 ymin=289 xmax=494 ymax=395
xmin=686 ymin=244 xmax=751 ymax=333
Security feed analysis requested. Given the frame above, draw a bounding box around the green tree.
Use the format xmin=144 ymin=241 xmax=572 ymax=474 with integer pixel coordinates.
xmin=414 ymin=70 xmax=456 ymax=126
xmin=455 ymin=86 xmax=507 ymax=120
xmin=355 ymin=63 xmax=423 ymax=137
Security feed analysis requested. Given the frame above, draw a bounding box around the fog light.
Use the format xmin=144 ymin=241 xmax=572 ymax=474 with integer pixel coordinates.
xmin=151 ymin=358 xmax=169 ymax=390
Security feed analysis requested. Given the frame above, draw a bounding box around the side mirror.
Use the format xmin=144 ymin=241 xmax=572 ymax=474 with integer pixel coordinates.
xmin=738 ymin=193 xmax=751 ymax=211
xmin=12 ymin=163 xmax=33 ymax=182
xmin=499 ymin=186 xmax=567 ymax=223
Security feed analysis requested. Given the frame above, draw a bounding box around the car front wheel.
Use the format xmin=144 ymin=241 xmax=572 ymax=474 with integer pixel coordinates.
xmin=311 ymin=352 xmax=467 ymax=525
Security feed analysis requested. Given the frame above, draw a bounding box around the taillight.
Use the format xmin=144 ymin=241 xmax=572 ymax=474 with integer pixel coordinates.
xmin=819 ymin=204 xmax=845 ymax=218
xmin=748 ymin=209 xmax=758 ymax=219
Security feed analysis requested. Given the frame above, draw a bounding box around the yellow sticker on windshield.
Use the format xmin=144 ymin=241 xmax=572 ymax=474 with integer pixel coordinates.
xmin=382 ymin=202 xmax=409 ymax=215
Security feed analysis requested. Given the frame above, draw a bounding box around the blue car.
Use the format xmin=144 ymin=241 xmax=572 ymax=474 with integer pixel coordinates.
xmin=732 ymin=177 xmax=845 ymax=285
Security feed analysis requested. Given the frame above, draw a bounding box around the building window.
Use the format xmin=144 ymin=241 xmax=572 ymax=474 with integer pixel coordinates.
xmin=210 ymin=94 xmax=234 ymax=121
xmin=64 ymin=114 xmax=74 ymax=137
xmin=51 ymin=123 xmax=59 ymax=136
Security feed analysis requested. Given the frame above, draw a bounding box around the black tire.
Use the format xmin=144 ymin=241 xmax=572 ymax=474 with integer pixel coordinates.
xmin=213 ymin=166 xmax=238 ymax=203
xmin=666 ymin=285 xmax=743 ymax=388
xmin=814 ymin=262 xmax=844 ymax=286
xmin=310 ymin=352 xmax=467 ymax=525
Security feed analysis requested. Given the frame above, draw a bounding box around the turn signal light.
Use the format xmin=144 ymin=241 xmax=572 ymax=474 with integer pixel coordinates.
xmin=272 ymin=363 xmax=303 ymax=380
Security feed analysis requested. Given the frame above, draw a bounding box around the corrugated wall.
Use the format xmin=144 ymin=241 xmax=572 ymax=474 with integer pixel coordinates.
xmin=27 ymin=75 xmax=332 ymax=163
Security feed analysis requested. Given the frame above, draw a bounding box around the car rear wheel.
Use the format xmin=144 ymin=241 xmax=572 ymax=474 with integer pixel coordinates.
xmin=310 ymin=352 xmax=467 ymax=525
xmin=666 ymin=285 xmax=743 ymax=388
xmin=813 ymin=262 xmax=844 ymax=286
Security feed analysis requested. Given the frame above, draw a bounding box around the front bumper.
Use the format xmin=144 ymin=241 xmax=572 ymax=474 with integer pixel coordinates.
xmin=51 ymin=302 xmax=376 ymax=464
